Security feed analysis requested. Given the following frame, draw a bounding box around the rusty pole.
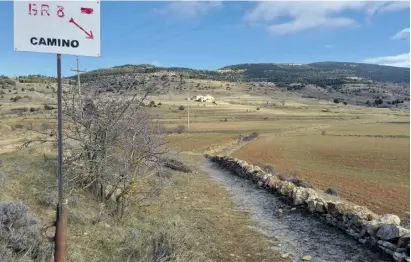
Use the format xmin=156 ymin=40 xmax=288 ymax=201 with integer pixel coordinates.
xmin=54 ymin=53 xmax=68 ymax=262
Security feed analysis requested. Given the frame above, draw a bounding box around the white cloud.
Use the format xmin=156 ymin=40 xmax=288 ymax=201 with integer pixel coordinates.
xmin=363 ymin=53 xmax=410 ymax=68
xmin=244 ymin=1 xmax=410 ymax=34
xmin=391 ymin=28 xmax=410 ymax=40
xmin=153 ymin=1 xmax=222 ymax=19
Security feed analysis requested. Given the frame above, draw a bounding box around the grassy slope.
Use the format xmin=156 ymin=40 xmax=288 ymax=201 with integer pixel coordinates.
xmin=0 ymin=143 xmax=286 ymax=262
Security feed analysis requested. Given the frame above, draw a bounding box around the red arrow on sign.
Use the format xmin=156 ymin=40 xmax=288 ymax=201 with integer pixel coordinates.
xmin=69 ymin=18 xmax=94 ymax=39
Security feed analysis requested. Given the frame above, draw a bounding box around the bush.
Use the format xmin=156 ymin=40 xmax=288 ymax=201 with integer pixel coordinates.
xmin=0 ymin=201 xmax=50 ymax=261
xmin=9 ymin=96 xmax=22 ymax=102
xmin=11 ymin=107 xmax=28 ymax=114
xmin=29 ymin=107 xmax=37 ymax=112
xmin=28 ymin=87 xmax=35 ymax=92
xmin=43 ymin=104 xmax=54 ymax=110
xmin=37 ymin=190 xmax=58 ymax=207
xmin=163 ymin=158 xmax=192 ymax=173
xmin=13 ymin=124 xmax=25 ymax=129
xmin=321 ymin=130 xmax=326 ymax=136
xmin=343 ymin=101 xmax=347 ymax=105
xmin=0 ymin=90 xmax=5 ymax=95
xmin=21 ymin=88 xmax=25 ymax=92
xmin=178 ymin=105 xmax=185 ymax=110
xmin=175 ymin=125 xmax=186 ymax=134
xmin=256 ymin=107 xmax=260 ymax=110
xmin=4 ymin=79 xmax=15 ymax=85
xmin=68 ymin=195 xmax=81 ymax=207
xmin=240 ymin=132 xmax=259 ymax=142
xmin=375 ymin=98 xmax=383 ymax=105
xmin=40 ymin=122 xmax=52 ymax=130
xmin=325 ymin=188 xmax=339 ymax=196
xmin=333 ymin=98 xmax=340 ymax=104
xmin=119 ymin=216 xmax=206 ymax=262
xmin=158 ymin=102 xmax=162 ymax=106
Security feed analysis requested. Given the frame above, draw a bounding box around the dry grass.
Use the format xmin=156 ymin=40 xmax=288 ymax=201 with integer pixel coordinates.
xmin=325 ymin=122 xmax=410 ymax=137
xmin=166 ymin=133 xmax=239 ymax=152
xmin=0 ymin=148 xmax=286 ymax=262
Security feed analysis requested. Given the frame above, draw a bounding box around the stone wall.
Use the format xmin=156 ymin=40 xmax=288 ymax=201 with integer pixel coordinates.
xmin=205 ymin=154 xmax=410 ymax=262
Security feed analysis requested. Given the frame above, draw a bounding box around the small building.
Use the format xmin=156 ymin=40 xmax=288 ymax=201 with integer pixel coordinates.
xmin=202 ymin=94 xmax=215 ymax=102
xmin=193 ymin=94 xmax=214 ymax=102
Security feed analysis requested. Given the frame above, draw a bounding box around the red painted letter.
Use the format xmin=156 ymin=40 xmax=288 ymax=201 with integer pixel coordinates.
xmin=41 ymin=4 xmax=50 ymax=16
xmin=57 ymin=6 xmax=65 ymax=18
xmin=81 ymin=7 xmax=94 ymax=15
xmin=29 ymin=3 xmax=38 ymax=16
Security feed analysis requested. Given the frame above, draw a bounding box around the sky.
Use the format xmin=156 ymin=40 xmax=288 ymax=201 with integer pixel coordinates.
xmin=0 ymin=1 xmax=410 ymax=77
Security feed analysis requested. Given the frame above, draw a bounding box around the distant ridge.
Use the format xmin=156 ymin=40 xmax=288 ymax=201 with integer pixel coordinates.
xmin=70 ymin=61 xmax=410 ymax=84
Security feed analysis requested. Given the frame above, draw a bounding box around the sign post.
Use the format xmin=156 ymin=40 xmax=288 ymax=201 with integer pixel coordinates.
xmin=14 ymin=1 xmax=101 ymax=261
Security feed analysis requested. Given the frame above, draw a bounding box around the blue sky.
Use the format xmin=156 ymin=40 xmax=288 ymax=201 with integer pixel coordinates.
xmin=0 ymin=1 xmax=409 ymax=77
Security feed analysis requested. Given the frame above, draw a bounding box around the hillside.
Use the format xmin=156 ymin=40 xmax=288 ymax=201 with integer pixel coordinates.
xmin=69 ymin=61 xmax=410 ymax=86
xmin=220 ymin=62 xmax=410 ymax=84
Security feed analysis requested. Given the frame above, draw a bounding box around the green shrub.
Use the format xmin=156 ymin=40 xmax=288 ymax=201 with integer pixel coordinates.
xmin=43 ymin=104 xmax=54 ymax=110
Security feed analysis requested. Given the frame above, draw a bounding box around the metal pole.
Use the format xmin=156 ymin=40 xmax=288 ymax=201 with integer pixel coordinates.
xmin=57 ymin=53 xmax=63 ymax=206
xmin=187 ymin=91 xmax=190 ymax=129
xmin=76 ymin=56 xmax=81 ymax=96
xmin=70 ymin=56 xmax=85 ymax=97
xmin=54 ymin=53 xmax=68 ymax=262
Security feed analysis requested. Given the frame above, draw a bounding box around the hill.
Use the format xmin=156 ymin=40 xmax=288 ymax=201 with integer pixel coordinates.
xmin=69 ymin=61 xmax=410 ymax=87
xmin=220 ymin=62 xmax=410 ymax=84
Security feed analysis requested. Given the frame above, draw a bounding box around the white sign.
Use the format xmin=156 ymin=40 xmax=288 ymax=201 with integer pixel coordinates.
xmin=14 ymin=0 xmax=100 ymax=57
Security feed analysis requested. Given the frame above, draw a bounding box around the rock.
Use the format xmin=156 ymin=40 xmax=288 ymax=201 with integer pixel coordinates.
xmin=360 ymin=226 xmax=367 ymax=237
xmin=336 ymin=202 xmax=355 ymax=215
xmin=267 ymin=176 xmax=280 ymax=189
xmin=257 ymin=181 xmax=263 ymax=187
xmin=307 ymin=200 xmax=316 ymax=213
xmin=281 ymin=253 xmax=289 ymax=258
xmin=359 ymin=238 xmax=367 ymax=244
xmin=276 ymin=208 xmax=284 ymax=217
xmin=364 ymin=220 xmax=380 ymax=236
xmin=380 ymin=247 xmax=395 ymax=256
xmin=377 ymin=224 xmax=401 ymax=240
xmin=393 ymin=252 xmax=407 ymax=262
xmin=327 ymin=202 xmax=339 ymax=217
xmin=280 ymin=181 xmax=295 ymax=196
xmin=315 ymin=200 xmax=326 ymax=213
xmin=253 ymin=166 xmax=263 ymax=173
xmin=378 ymin=240 xmax=398 ymax=251
xmin=397 ymin=236 xmax=410 ymax=248
xmin=292 ymin=187 xmax=308 ymax=205
xmin=302 ymin=255 xmax=312 ymax=261
xmin=376 ymin=214 xmax=401 ymax=226
xmin=396 ymin=247 xmax=407 ymax=253
xmin=290 ymin=207 xmax=296 ymax=211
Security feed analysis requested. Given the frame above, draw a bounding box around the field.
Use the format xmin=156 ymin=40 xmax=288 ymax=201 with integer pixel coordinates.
xmin=0 ymin=77 xmax=409 ymax=260
xmin=232 ymin=132 xmax=410 ymax=218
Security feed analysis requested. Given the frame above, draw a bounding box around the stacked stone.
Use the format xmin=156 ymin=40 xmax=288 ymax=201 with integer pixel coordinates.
xmin=205 ymin=154 xmax=410 ymax=262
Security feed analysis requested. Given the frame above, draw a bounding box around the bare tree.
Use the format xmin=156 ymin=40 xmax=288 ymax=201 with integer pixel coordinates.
xmin=22 ymin=71 xmax=168 ymax=218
